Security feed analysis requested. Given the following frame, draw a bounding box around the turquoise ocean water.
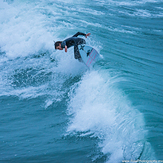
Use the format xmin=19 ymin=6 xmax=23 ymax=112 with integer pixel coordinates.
xmin=0 ymin=0 xmax=163 ymax=162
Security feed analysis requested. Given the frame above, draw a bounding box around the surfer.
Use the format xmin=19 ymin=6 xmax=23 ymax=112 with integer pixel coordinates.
xmin=54 ymin=32 xmax=91 ymax=61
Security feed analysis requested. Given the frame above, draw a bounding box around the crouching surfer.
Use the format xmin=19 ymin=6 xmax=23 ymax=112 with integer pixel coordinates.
xmin=54 ymin=32 xmax=91 ymax=62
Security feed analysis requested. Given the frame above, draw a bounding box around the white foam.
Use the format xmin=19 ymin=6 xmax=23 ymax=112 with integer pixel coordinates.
xmin=80 ymin=20 xmax=102 ymax=28
xmin=0 ymin=1 xmax=53 ymax=58
xmin=67 ymin=70 xmax=149 ymax=161
xmin=108 ymin=0 xmax=158 ymax=7
xmin=52 ymin=49 xmax=87 ymax=76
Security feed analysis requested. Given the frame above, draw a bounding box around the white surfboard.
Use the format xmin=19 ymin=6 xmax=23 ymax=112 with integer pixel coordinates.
xmin=78 ymin=45 xmax=100 ymax=68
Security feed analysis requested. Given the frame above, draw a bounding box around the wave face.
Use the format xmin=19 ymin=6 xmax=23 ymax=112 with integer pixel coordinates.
xmin=0 ymin=0 xmax=162 ymax=162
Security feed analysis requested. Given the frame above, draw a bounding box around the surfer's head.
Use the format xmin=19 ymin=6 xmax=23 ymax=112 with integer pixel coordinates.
xmin=55 ymin=41 xmax=63 ymax=50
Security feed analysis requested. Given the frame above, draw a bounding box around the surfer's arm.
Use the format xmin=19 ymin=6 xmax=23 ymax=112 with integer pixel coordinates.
xmin=73 ymin=32 xmax=86 ymax=37
xmin=73 ymin=32 xmax=91 ymax=38
xmin=65 ymin=45 xmax=67 ymax=52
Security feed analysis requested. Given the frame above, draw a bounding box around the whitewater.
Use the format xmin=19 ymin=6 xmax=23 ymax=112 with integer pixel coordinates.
xmin=0 ymin=0 xmax=163 ymax=162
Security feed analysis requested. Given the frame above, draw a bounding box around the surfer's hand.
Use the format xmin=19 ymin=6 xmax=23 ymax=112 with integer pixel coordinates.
xmin=65 ymin=46 xmax=67 ymax=52
xmin=85 ymin=33 xmax=91 ymax=38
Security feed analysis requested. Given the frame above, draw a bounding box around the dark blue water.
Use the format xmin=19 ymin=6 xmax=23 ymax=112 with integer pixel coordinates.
xmin=0 ymin=0 xmax=163 ymax=162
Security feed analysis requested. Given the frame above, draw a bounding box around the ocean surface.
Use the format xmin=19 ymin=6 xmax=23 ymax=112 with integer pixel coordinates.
xmin=0 ymin=0 xmax=163 ymax=162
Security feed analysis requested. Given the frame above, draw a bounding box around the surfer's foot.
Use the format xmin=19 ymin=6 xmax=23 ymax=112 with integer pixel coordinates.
xmin=78 ymin=58 xmax=83 ymax=62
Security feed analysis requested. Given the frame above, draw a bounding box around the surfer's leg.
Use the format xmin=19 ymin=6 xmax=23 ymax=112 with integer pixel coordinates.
xmin=74 ymin=38 xmax=86 ymax=60
xmin=74 ymin=45 xmax=81 ymax=60
xmin=78 ymin=57 xmax=83 ymax=62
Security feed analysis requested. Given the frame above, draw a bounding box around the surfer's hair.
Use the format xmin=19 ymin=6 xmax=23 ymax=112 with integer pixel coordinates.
xmin=55 ymin=41 xmax=62 ymax=49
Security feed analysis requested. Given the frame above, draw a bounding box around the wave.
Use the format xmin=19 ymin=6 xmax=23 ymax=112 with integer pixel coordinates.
xmin=0 ymin=0 xmax=160 ymax=161
xmin=66 ymin=69 xmax=155 ymax=162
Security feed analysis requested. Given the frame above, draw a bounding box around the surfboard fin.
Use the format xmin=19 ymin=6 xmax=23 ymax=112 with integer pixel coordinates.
xmin=87 ymin=50 xmax=91 ymax=56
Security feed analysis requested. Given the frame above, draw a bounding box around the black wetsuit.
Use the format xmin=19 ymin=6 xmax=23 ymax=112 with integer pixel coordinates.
xmin=61 ymin=32 xmax=86 ymax=60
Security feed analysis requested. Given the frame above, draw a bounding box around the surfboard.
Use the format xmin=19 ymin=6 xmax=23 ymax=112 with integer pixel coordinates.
xmin=78 ymin=45 xmax=100 ymax=68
